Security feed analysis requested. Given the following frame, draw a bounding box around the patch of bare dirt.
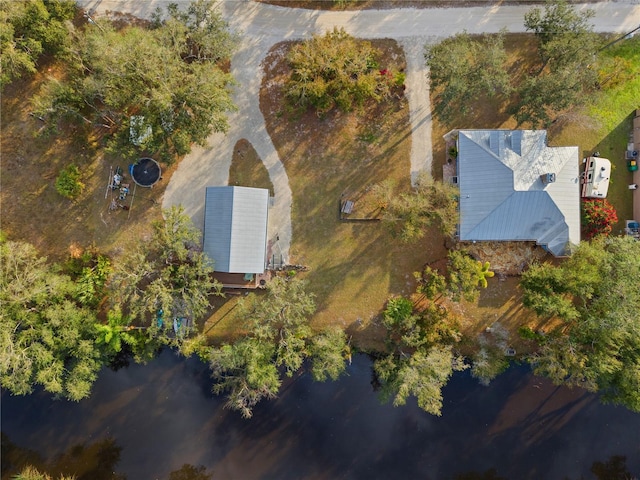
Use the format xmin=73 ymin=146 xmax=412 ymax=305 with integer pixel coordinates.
xmin=462 ymin=241 xmax=552 ymax=275
xmin=0 ymin=63 xmax=173 ymax=261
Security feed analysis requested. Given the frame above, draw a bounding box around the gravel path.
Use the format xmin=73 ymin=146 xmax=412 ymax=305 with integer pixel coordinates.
xmin=78 ymin=0 xmax=640 ymax=263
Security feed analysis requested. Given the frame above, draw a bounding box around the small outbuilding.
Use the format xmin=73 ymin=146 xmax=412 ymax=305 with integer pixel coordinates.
xmin=203 ymin=186 xmax=269 ymax=277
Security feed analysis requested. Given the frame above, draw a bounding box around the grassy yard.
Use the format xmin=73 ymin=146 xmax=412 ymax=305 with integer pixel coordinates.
xmin=228 ymin=139 xmax=275 ymax=196
xmin=550 ymin=35 xmax=640 ymax=231
xmin=255 ymin=39 xmax=447 ymax=350
xmin=0 ymin=63 xmax=170 ymax=262
xmin=216 ymin=32 xmax=639 ymax=354
xmin=428 ymin=32 xmax=640 ymax=353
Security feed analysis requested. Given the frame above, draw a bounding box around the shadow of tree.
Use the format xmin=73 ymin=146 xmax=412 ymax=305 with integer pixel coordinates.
xmin=1 ymin=433 xmax=125 ymax=480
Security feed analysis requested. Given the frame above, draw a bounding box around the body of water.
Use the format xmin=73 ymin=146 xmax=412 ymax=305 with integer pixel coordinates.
xmin=2 ymin=351 xmax=639 ymax=479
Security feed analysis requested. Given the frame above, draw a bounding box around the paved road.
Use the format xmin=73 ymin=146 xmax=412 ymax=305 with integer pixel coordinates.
xmin=78 ymin=0 xmax=640 ymax=263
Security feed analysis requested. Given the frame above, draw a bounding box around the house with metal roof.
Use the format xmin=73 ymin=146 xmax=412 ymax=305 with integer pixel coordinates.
xmin=453 ymin=129 xmax=580 ymax=257
xmin=203 ymin=186 xmax=269 ymax=278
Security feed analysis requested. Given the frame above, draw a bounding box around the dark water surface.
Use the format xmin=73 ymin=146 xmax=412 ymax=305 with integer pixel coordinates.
xmin=2 ymin=351 xmax=640 ymax=480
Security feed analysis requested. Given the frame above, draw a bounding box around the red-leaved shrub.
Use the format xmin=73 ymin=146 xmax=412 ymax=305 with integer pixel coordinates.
xmin=581 ymin=198 xmax=618 ymax=240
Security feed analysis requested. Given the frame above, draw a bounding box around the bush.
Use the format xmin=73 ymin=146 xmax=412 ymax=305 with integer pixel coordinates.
xmin=581 ymin=198 xmax=618 ymax=239
xmin=518 ymin=325 xmax=545 ymax=342
xmin=55 ymin=164 xmax=84 ymax=199
xmin=285 ymin=27 xmax=388 ymax=115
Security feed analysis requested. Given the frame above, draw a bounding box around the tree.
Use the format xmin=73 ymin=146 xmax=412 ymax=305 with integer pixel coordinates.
xmin=0 ymin=240 xmax=105 ymax=401
xmin=470 ymin=323 xmax=511 ymax=386
xmin=209 ymin=278 xmax=349 ymax=418
xmin=241 ymin=277 xmax=316 ymax=376
xmin=375 ymin=345 xmax=466 ymax=415
xmin=414 ymin=265 xmax=447 ymax=300
xmin=54 ymin=164 xmax=84 ymax=199
xmin=210 ymin=338 xmax=281 ymax=419
xmin=374 ymin=295 xmax=465 ymax=416
xmin=169 ymin=464 xmax=213 ymax=480
xmin=447 ymin=250 xmax=494 ymax=302
xmin=581 ymin=198 xmax=618 ymax=240
xmin=524 ymin=0 xmax=596 ymax=69
xmin=32 ymin=0 xmax=236 ymax=163
xmin=285 ymin=27 xmax=390 ymax=115
xmin=11 ymin=466 xmax=75 ymax=480
xmin=514 ymin=0 xmax=601 ymax=127
xmin=382 ymin=297 xmax=461 ymax=351
xmin=109 ymin=206 xmax=221 ymax=343
xmin=308 ymin=326 xmax=350 ymax=382
xmin=0 ymin=0 xmax=75 ymax=89
xmin=520 ymin=236 xmax=640 ymax=411
xmin=154 ymin=0 xmax=237 ymax=63
xmin=379 ymin=172 xmax=459 ymax=242
xmin=425 ymin=30 xmax=510 ymax=121
xmin=94 ymin=307 xmax=137 ymax=355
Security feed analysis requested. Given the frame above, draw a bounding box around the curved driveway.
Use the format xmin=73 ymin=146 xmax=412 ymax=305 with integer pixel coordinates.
xmin=79 ymin=0 xmax=640 ymax=263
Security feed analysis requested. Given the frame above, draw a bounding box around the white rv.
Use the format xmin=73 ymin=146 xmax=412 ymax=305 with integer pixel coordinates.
xmin=581 ymin=156 xmax=611 ymax=198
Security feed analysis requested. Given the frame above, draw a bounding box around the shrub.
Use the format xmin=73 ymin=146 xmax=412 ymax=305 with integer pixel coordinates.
xmin=383 ymin=296 xmax=414 ymax=328
xmin=518 ymin=325 xmax=545 ymax=342
xmin=581 ymin=198 xmax=618 ymax=239
xmin=393 ymin=71 xmax=406 ymax=87
xmin=285 ymin=27 xmax=388 ymax=115
xmin=55 ymin=164 xmax=84 ymax=199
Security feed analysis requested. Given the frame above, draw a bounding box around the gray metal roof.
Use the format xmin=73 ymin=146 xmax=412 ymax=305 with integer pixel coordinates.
xmin=457 ymin=130 xmax=580 ymax=256
xmin=203 ymin=186 xmax=269 ymax=274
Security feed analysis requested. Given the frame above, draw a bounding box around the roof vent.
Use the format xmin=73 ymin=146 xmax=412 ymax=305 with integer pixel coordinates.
xmin=540 ymin=173 xmax=556 ymax=184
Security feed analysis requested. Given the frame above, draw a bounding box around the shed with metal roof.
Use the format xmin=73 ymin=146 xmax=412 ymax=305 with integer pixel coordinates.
xmin=203 ymin=186 xmax=269 ymax=274
xmin=456 ymin=130 xmax=580 ymax=257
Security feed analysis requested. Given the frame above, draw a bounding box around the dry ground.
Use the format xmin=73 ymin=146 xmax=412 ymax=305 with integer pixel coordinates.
xmin=0 ymin=61 xmax=173 ymax=262
xmin=258 ymin=39 xmax=448 ymax=351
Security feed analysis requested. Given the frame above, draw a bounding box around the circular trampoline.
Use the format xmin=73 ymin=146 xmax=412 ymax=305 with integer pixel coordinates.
xmin=129 ymin=157 xmax=161 ymax=187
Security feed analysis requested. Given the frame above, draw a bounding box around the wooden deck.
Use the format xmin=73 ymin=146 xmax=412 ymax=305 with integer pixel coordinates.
xmin=213 ymin=271 xmax=271 ymax=289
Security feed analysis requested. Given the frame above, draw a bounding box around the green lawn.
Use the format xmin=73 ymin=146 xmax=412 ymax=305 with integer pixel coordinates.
xmin=552 ymin=35 xmax=640 ymax=232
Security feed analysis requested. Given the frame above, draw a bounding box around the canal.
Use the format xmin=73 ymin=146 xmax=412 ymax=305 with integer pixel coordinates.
xmin=2 ymin=351 xmax=639 ymax=479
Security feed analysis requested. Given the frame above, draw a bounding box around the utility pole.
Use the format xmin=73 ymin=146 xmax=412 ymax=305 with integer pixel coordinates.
xmin=83 ymin=12 xmax=106 ymax=33
xmin=599 ymin=24 xmax=640 ymax=51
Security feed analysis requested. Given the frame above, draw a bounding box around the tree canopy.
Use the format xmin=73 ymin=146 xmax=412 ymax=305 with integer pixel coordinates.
xmin=109 ymin=206 xmax=221 ymax=340
xmin=285 ymin=27 xmax=391 ymax=115
xmin=11 ymin=465 xmax=75 ymax=480
xmin=520 ymin=236 xmax=640 ymax=411
xmin=447 ymin=250 xmax=495 ymax=303
xmin=377 ymin=172 xmax=459 ymax=242
xmin=32 ymin=0 xmax=237 ymax=162
xmin=0 ymin=207 xmax=223 ymax=401
xmin=209 ymin=277 xmax=350 ymax=418
xmin=0 ymin=0 xmax=75 ymax=89
xmin=425 ymin=30 xmax=510 ymax=122
xmin=425 ymin=0 xmax=603 ymax=127
xmin=514 ymin=0 xmax=600 ymax=126
xmin=374 ymin=296 xmax=465 ymax=416
xmin=0 ymin=240 xmax=106 ymax=401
